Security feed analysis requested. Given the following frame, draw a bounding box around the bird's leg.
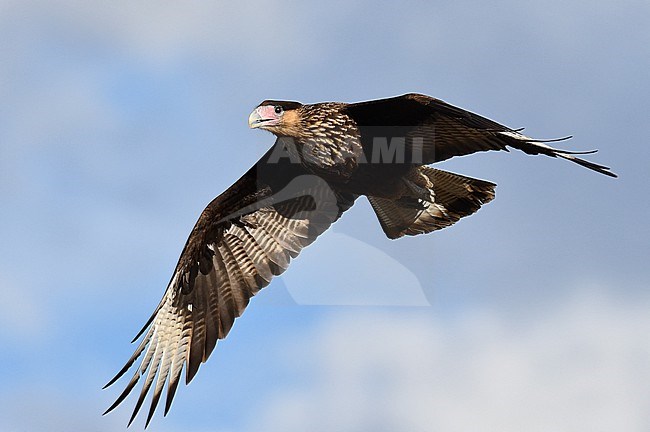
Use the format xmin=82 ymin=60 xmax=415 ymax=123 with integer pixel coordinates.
xmin=402 ymin=171 xmax=435 ymax=203
xmin=394 ymin=174 xmax=434 ymax=210
xmin=395 ymin=195 xmax=428 ymax=209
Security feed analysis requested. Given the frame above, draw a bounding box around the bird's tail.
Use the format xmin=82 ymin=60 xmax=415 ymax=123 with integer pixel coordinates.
xmin=368 ymin=168 xmax=496 ymax=239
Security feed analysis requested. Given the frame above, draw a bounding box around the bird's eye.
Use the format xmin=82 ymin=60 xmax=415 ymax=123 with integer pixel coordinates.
xmin=274 ymin=106 xmax=283 ymax=115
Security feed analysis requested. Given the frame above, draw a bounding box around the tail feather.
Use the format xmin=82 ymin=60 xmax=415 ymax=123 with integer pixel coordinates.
xmin=369 ymin=168 xmax=496 ymax=239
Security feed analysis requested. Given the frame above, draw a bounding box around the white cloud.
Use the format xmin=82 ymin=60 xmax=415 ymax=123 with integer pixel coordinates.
xmin=0 ymin=0 xmax=332 ymax=68
xmin=250 ymin=289 xmax=650 ymax=432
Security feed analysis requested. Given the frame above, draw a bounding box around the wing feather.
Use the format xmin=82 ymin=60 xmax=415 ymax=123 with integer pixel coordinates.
xmin=105 ymin=152 xmax=357 ymax=426
xmin=213 ymin=242 xmax=240 ymax=338
xmin=130 ymin=336 xmax=163 ymax=427
xmin=229 ymin=225 xmax=274 ymax=287
xmin=222 ymin=228 xmax=262 ymax=292
xmin=164 ymin=309 xmax=191 ymax=415
xmin=246 ymin=222 xmax=290 ymax=273
xmin=258 ymin=212 xmax=306 ymax=255
xmin=345 ymin=93 xmax=616 ymax=177
xmin=219 ymin=239 xmax=254 ymax=311
xmin=186 ymin=271 xmax=207 ymax=383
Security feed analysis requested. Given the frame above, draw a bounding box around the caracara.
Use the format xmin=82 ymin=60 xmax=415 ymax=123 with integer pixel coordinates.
xmin=104 ymin=93 xmax=616 ymax=426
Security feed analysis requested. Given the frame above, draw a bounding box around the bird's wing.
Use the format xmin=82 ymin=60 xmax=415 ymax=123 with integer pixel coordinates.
xmin=104 ymin=147 xmax=357 ymax=427
xmin=345 ymin=93 xmax=616 ymax=177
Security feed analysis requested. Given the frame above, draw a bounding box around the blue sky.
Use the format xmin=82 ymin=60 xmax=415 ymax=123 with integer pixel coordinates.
xmin=1 ymin=1 xmax=649 ymax=431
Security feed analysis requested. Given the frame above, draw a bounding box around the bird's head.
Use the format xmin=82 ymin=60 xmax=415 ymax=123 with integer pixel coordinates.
xmin=248 ymin=100 xmax=303 ymax=137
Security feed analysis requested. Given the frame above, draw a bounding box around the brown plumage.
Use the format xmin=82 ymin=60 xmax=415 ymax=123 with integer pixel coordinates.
xmin=104 ymin=93 xmax=616 ymax=426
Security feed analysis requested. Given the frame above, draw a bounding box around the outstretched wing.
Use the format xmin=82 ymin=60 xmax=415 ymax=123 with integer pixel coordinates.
xmin=345 ymin=93 xmax=616 ymax=177
xmin=104 ymin=147 xmax=357 ymax=427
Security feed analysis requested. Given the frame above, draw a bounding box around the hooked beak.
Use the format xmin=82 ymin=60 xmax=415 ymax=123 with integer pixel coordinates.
xmin=248 ymin=108 xmax=265 ymax=128
xmin=248 ymin=105 xmax=280 ymax=129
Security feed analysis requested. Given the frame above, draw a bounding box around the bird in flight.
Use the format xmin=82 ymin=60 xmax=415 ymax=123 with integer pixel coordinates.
xmin=104 ymin=93 xmax=616 ymax=427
